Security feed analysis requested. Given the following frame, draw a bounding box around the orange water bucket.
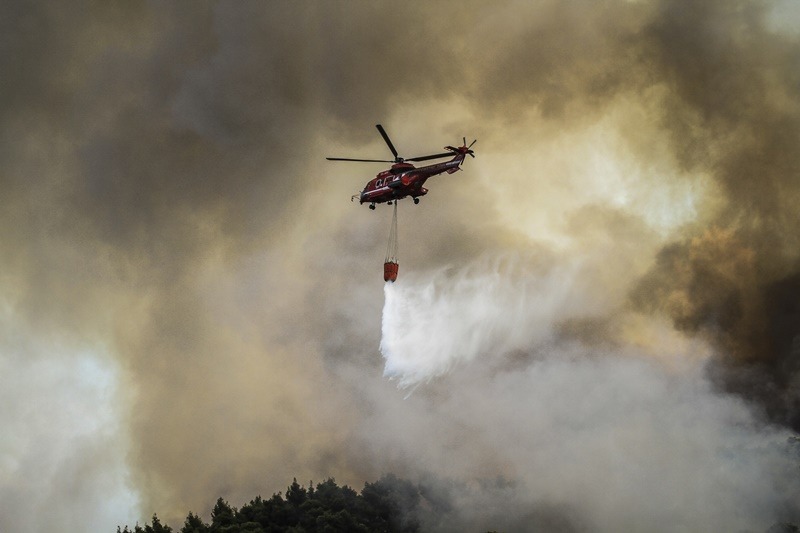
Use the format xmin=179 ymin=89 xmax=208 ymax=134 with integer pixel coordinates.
xmin=384 ymin=261 xmax=399 ymax=282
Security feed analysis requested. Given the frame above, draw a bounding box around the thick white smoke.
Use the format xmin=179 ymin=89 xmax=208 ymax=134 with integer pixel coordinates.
xmin=0 ymin=342 xmax=138 ymax=532
xmin=375 ymin=253 xmax=800 ymax=531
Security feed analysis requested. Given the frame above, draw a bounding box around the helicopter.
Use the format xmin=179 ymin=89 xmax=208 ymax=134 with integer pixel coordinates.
xmin=327 ymin=124 xmax=476 ymax=209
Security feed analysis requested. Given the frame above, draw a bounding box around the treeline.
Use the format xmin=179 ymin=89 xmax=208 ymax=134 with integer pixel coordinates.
xmin=117 ymin=474 xmax=424 ymax=533
xmin=117 ymin=472 xmax=800 ymax=533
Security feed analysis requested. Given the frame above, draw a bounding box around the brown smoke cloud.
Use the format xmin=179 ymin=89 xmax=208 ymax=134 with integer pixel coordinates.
xmin=629 ymin=0 xmax=800 ymax=429
xmin=1 ymin=0 xmax=799 ymax=530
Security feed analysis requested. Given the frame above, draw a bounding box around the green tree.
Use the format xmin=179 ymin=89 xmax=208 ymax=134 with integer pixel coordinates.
xmin=211 ymin=498 xmax=236 ymax=529
xmin=144 ymin=514 xmax=173 ymax=533
xmin=360 ymin=474 xmax=420 ymax=533
xmin=316 ymin=509 xmax=369 ymax=533
xmin=180 ymin=512 xmax=209 ymax=533
xmin=286 ymin=478 xmax=307 ymax=508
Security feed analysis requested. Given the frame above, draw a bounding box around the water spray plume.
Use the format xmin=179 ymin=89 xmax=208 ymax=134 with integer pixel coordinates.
xmin=380 ymin=253 xmax=583 ymax=388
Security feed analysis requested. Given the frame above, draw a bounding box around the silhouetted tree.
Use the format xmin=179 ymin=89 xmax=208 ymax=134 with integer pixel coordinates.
xmin=360 ymin=474 xmax=420 ymax=533
xmin=145 ymin=514 xmax=173 ymax=533
xmin=211 ymin=498 xmax=236 ymax=529
xmin=180 ymin=512 xmax=208 ymax=533
xmin=285 ymin=478 xmax=307 ymax=507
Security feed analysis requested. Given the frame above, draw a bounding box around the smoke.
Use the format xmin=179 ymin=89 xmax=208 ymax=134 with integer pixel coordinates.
xmin=2 ymin=0 xmax=800 ymax=531
xmin=377 ymin=255 xmax=800 ymax=531
xmin=0 ymin=310 xmax=137 ymax=532
xmin=628 ymin=0 xmax=800 ymax=429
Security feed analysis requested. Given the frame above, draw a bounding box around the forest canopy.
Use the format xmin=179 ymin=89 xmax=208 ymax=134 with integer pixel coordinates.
xmin=117 ymin=474 xmax=425 ymax=533
xmin=117 ymin=471 xmax=799 ymax=533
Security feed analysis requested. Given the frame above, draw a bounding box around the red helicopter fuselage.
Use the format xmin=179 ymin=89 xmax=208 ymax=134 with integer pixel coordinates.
xmin=355 ymin=151 xmax=467 ymax=206
xmin=329 ymin=124 xmax=475 ymax=209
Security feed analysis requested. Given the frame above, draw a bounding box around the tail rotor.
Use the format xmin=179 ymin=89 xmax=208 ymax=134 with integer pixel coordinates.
xmin=445 ymin=138 xmax=477 ymax=160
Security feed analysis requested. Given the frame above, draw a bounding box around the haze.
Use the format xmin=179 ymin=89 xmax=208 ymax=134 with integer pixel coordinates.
xmin=2 ymin=1 xmax=799 ymax=531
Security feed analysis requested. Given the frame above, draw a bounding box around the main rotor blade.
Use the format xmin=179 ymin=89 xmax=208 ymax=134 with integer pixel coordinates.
xmin=406 ymin=152 xmax=452 ymax=162
xmin=326 ymin=157 xmax=395 ymax=163
xmin=376 ymin=124 xmax=399 ymax=159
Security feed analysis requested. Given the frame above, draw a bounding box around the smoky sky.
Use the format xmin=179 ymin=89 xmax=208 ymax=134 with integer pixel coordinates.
xmin=2 ymin=0 xmax=800 ymax=531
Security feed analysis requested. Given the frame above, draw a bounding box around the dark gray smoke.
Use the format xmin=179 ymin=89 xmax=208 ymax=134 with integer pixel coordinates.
xmin=2 ymin=1 xmax=799 ymax=531
xmin=629 ymin=0 xmax=800 ymax=429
